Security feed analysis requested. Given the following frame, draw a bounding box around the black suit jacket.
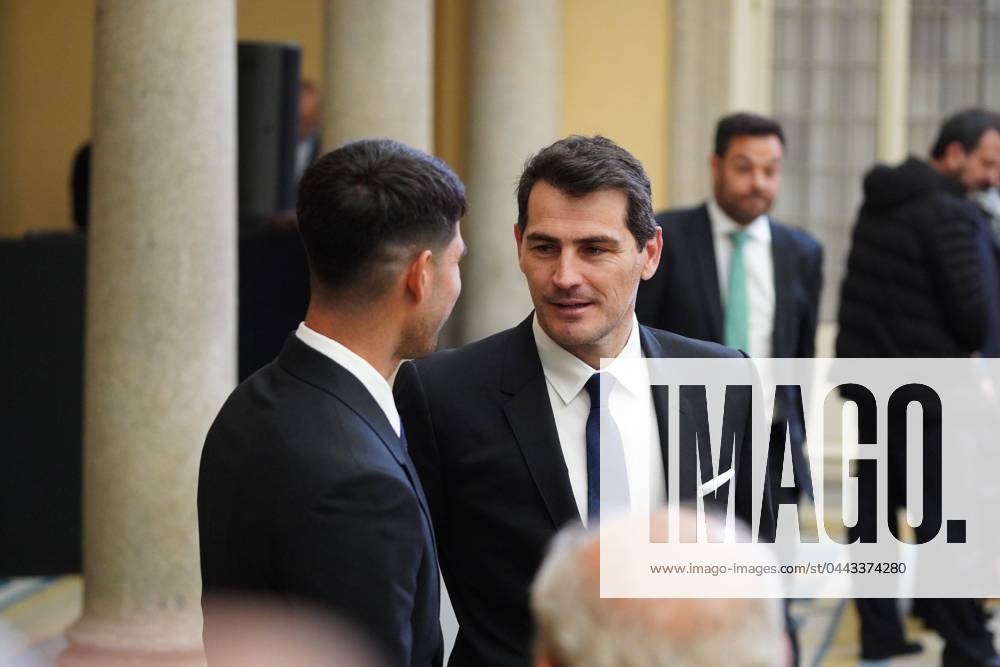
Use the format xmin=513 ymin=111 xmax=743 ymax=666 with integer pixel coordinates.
xmin=637 ymin=204 xmax=823 ymax=499
xmin=393 ymin=316 xmax=774 ymax=667
xmin=636 ymin=204 xmax=823 ymax=358
xmin=199 ymin=334 xmax=443 ymax=667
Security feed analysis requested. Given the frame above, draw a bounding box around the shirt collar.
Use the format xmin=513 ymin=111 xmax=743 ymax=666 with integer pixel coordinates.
xmin=707 ymin=197 xmax=771 ymax=243
xmin=295 ymin=322 xmax=401 ymax=436
xmin=532 ymin=313 xmax=646 ymax=405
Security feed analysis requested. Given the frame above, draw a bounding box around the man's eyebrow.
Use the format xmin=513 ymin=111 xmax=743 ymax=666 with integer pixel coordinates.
xmin=576 ymin=235 xmax=620 ymax=246
xmin=731 ymin=154 xmax=783 ymax=166
xmin=524 ymin=232 xmax=560 ymax=243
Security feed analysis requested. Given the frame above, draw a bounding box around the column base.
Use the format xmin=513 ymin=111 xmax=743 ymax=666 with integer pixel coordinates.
xmin=59 ymin=613 xmax=204 ymax=667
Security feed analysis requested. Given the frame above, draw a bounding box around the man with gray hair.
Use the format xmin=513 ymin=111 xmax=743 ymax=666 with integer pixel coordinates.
xmin=531 ymin=508 xmax=787 ymax=667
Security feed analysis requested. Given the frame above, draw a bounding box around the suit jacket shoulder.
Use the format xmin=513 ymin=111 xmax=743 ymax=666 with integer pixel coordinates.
xmin=770 ymin=218 xmax=823 ymax=262
xmin=655 ymin=203 xmax=709 ymax=229
xmin=408 ymin=323 xmax=516 ymax=387
xmin=200 ymin=335 xmax=443 ymax=667
xmin=642 ymin=324 xmax=742 ymax=359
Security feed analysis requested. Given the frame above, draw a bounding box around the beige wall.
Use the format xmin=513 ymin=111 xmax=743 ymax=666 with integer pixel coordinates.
xmin=0 ymin=0 xmax=325 ymax=239
xmin=561 ymin=0 xmax=672 ymax=211
xmin=0 ymin=0 xmax=96 ymax=238
xmin=237 ymin=0 xmax=325 ymax=85
xmin=1 ymin=0 xmax=673 ymax=237
xmin=433 ymin=0 xmax=470 ymax=180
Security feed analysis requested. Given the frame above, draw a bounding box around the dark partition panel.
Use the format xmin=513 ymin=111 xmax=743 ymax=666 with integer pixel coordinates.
xmin=0 ymin=226 xmax=308 ymax=575
xmin=238 ymin=223 xmax=311 ymax=380
xmin=0 ymin=232 xmax=85 ymax=575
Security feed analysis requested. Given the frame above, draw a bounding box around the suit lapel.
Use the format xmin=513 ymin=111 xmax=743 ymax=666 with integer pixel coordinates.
xmin=501 ymin=317 xmax=581 ymax=528
xmin=639 ymin=326 xmax=720 ymax=501
xmin=639 ymin=326 xmax=701 ymax=500
xmin=687 ymin=205 xmax=724 ymax=342
xmin=640 ymin=327 xmax=671 ymax=489
xmin=770 ymin=221 xmax=794 ymax=358
xmin=277 ymin=335 xmax=436 ymax=534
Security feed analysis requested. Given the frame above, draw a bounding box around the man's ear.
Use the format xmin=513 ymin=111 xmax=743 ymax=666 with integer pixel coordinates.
xmin=710 ymin=153 xmax=721 ymax=179
xmin=640 ymin=225 xmax=663 ymax=280
xmin=514 ymin=223 xmax=524 ymax=260
xmin=405 ymin=249 xmax=434 ymax=303
xmin=944 ymin=140 xmax=968 ymax=170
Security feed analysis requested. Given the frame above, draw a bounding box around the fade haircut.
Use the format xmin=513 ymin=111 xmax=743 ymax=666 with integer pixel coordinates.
xmin=714 ymin=112 xmax=786 ymax=157
xmin=930 ymin=108 xmax=1000 ymax=159
xmin=516 ymin=135 xmax=656 ymax=250
xmin=297 ymin=139 xmax=466 ymax=300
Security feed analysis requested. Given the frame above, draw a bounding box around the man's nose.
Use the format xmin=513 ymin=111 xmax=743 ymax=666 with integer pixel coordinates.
xmin=752 ymin=169 xmax=770 ymax=192
xmin=552 ymin=253 xmax=583 ymax=290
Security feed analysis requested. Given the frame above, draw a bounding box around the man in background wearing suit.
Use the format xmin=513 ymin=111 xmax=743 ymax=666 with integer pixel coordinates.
xmin=395 ymin=135 xmax=774 ymax=667
xmin=199 ymin=139 xmax=467 ymax=667
xmin=636 ymin=112 xmax=823 ymax=508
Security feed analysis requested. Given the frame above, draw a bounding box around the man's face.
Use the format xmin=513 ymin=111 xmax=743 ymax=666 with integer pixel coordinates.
xmin=949 ymin=128 xmax=1000 ymax=194
xmin=710 ymin=134 xmax=784 ymax=225
xmin=298 ymin=85 xmax=322 ymax=140
xmin=400 ymin=224 xmax=466 ymax=358
xmin=515 ymin=181 xmax=661 ymax=366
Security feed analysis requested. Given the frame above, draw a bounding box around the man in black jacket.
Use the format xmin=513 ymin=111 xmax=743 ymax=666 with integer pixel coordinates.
xmin=199 ymin=139 xmax=467 ymax=667
xmin=395 ymin=135 xmax=776 ymax=667
xmin=838 ymin=108 xmax=1000 ymax=666
xmin=636 ymin=113 xmax=823 ymax=508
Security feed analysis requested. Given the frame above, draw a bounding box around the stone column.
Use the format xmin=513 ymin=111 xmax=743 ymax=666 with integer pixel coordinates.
xmin=61 ymin=1 xmax=236 ymax=666
xmin=669 ymin=0 xmax=775 ymax=207
xmin=878 ymin=0 xmax=910 ymax=162
xmin=459 ymin=0 xmax=560 ymax=343
xmin=324 ymin=0 xmax=434 ymax=152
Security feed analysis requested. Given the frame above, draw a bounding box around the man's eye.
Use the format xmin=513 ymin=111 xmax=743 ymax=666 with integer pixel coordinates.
xmin=583 ymin=246 xmax=606 ymax=256
xmin=532 ymin=244 xmax=554 ymax=253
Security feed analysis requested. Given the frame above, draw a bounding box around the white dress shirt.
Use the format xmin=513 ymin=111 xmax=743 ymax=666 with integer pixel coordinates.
xmin=532 ymin=314 xmax=665 ymax=525
xmin=295 ymin=322 xmax=401 ymax=436
xmin=708 ymin=198 xmax=776 ymax=358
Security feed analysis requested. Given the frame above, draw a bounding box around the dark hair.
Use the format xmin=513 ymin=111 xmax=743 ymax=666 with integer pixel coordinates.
xmin=714 ymin=113 xmax=785 ymax=157
xmin=516 ymin=135 xmax=656 ymax=249
xmin=930 ymin=108 xmax=1000 ymax=158
xmin=296 ymin=139 xmax=466 ymax=298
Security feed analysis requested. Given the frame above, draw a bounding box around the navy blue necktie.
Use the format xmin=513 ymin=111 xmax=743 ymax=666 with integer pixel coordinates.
xmin=584 ymin=373 xmax=630 ymax=521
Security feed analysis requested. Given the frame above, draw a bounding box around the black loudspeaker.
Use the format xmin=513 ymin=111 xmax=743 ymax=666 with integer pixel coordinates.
xmin=237 ymin=41 xmax=301 ymax=226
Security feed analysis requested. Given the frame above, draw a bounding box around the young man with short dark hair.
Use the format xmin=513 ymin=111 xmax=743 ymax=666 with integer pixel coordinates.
xmin=199 ymin=138 xmax=467 ymax=667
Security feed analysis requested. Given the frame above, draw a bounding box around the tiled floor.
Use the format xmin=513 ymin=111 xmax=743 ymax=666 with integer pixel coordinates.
xmin=3 ymin=576 xmax=989 ymax=666
xmin=0 ymin=577 xmax=77 ymax=666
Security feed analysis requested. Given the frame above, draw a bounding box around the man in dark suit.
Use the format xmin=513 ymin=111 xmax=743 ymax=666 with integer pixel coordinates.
xmin=636 ymin=112 xmax=823 ymax=506
xmin=395 ymin=135 xmax=776 ymax=667
xmin=198 ymin=139 xmax=468 ymax=667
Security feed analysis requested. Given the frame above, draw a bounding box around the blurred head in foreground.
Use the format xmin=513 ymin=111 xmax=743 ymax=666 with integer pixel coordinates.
xmin=531 ymin=507 xmax=786 ymax=667
xmin=203 ymin=595 xmax=383 ymax=667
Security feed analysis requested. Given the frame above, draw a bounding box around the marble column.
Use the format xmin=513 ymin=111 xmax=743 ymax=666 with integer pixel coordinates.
xmin=60 ymin=1 xmax=236 ymax=666
xmin=459 ymin=0 xmax=560 ymax=343
xmin=878 ymin=0 xmax=910 ymax=162
xmin=324 ymin=0 xmax=434 ymax=152
xmin=669 ymin=0 xmax=775 ymax=206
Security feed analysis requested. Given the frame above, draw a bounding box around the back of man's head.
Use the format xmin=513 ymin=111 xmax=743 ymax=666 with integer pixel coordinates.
xmin=515 ymin=135 xmax=657 ymax=250
xmin=297 ymin=139 xmax=466 ymax=304
xmin=930 ymin=108 xmax=1000 ymax=159
xmin=531 ymin=511 xmax=785 ymax=667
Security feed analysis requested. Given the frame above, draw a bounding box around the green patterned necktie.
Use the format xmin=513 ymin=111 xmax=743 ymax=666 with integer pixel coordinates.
xmin=724 ymin=229 xmax=750 ymax=351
